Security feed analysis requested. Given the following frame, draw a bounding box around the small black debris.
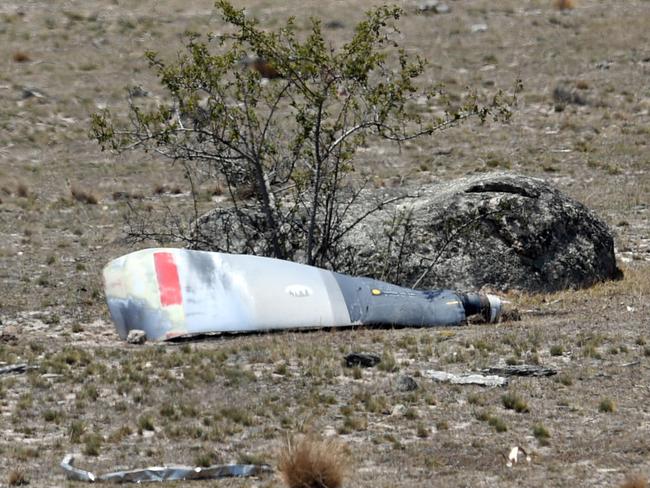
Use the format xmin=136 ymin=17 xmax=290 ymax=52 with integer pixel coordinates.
xmin=0 ymin=363 xmax=37 ymax=375
xmin=482 ymin=365 xmax=557 ymax=377
xmin=324 ymin=20 xmax=345 ymax=29
xmin=345 ymin=352 xmax=381 ymax=368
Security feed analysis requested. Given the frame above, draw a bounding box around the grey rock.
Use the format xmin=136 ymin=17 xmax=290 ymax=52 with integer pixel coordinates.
xmin=418 ymin=1 xmax=450 ymax=14
xmin=193 ymin=172 xmax=621 ymax=293
xmin=396 ymin=375 xmax=419 ymax=392
xmin=126 ymin=329 xmax=147 ymax=345
xmin=553 ymin=83 xmax=587 ymax=110
xmin=343 ymin=172 xmax=621 ymax=292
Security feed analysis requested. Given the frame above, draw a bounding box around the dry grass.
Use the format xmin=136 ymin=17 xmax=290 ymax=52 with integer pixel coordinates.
xmin=554 ymin=0 xmax=576 ymax=10
xmin=7 ymin=469 xmax=28 ymax=486
xmin=16 ymin=182 xmax=29 ymax=198
xmin=511 ymin=264 xmax=650 ymax=310
xmin=1 ymin=1 xmax=649 ymax=487
xmin=621 ymin=475 xmax=649 ymax=488
xmin=12 ymin=51 xmax=31 ymax=63
xmin=71 ymin=186 xmax=99 ymax=205
xmin=277 ymin=436 xmax=349 ymax=488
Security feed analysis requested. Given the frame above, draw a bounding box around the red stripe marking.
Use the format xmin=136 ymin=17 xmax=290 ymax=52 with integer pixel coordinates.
xmin=154 ymin=252 xmax=182 ymax=306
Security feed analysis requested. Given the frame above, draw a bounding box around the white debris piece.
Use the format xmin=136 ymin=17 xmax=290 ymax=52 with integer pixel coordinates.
xmin=506 ymin=446 xmax=531 ymax=468
xmin=423 ymin=370 xmax=508 ymax=387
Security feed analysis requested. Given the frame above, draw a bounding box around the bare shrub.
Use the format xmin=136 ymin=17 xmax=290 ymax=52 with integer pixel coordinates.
xmin=92 ymin=1 xmax=518 ymax=270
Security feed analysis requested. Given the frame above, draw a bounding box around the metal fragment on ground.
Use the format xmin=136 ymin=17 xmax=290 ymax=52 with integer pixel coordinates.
xmin=482 ymin=365 xmax=557 ymax=377
xmin=60 ymin=454 xmax=273 ymax=483
xmin=423 ymin=370 xmax=508 ymax=387
xmin=61 ymin=455 xmax=96 ymax=482
xmin=104 ymin=248 xmax=504 ymax=342
xmin=0 ymin=363 xmax=36 ymax=375
xmin=505 ymin=446 xmax=531 ymax=468
xmin=344 ymin=352 xmax=381 ymax=368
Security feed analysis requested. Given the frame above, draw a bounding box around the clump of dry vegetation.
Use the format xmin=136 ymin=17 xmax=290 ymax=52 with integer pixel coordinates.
xmin=7 ymin=469 xmax=28 ymax=486
xmin=16 ymin=182 xmax=29 ymax=198
xmin=12 ymin=51 xmax=31 ymax=63
xmin=598 ymin=398 xmax=616 ymax=413
xmin=554 ymin=0 xmax=575 ymax=10
xmin=277 ymin=436 xmax=349 ymax=488
xmin=70 ymin=186 xmax=98 ymax=205
xmin=620 ymin=475 xmax=649 ymax=488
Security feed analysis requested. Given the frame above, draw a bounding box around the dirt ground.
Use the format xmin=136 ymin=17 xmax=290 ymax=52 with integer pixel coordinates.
xmin=1 ymin=1 xmax=649 ymax=486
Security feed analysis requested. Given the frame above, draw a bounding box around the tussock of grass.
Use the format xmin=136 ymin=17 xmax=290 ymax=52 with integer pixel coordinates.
xmin=7 ymin=469 xmax=28 ymax=486
xmin=82 ymin=433 xmax=102 ymax=456
xmin=13 ymin=51 xmax=31 ymax=63
xmin=515 ymin=265 xmax=650 ymax=310
xmin=16 ymin=183 xmax=29 ymax=198
xmin=599 ymin=398 xmax=616 ymax=413
xmin=71 ymin=186 xmax=99 ymax=205
xmin=533 ymin=423 xmax=551 ymax=440
xmin=554 ymin=0 xmax=575 ymax=10
xmin=502 ymin=393 xmax=530 ymax=413
xmin=620 ymin=475 xmax=648 ymax=488
xmin=476 ymin=410 xmax=508 ymax=432
xmin=277 ymin=436 xmax=349 ymax=488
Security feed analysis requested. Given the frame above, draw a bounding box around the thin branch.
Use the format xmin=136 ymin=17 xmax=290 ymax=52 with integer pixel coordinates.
xmin=410 ymin=207 xmax=504 ymax=288
xmin=331 ymin=193 xmax=414 ymax=245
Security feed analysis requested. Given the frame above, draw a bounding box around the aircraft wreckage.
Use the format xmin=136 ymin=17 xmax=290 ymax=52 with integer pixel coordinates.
xmin=103 ymin=248 xmax=503 ymax=341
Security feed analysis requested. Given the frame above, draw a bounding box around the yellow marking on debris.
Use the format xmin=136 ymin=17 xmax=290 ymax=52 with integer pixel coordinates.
xmin=446 ymin=300 xmax=459 ymax=306
xmin=371 ymin=288 xmax=382 ymax=296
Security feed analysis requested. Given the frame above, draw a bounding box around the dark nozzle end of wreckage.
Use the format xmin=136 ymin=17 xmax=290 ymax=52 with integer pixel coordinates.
xmin=461 ymin=293 xmax=503 ymax=323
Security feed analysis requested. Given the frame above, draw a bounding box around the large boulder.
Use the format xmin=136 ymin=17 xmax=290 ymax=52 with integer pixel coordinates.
xmin=343 ymin=172 xmax=621 ymax=292
xmin=193 ymin=172 xmax=621 ymax=292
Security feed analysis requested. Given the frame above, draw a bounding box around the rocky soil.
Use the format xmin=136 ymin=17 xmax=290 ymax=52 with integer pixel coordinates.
xmin=0 ymin=1 xmax=649 ymax=487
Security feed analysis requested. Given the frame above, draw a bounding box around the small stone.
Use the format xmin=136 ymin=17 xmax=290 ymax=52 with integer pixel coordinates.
xmin=0 ymin=325 xmax=18 ymax=343
xmin=434 ymin=3 xmax=450 ymax=14
xmin=345 ymin=352 xmax=381 ymax=368
xmin=127 ymin=329 xmax=147 ymax=345
xmin=396 ymin=375 xmax=419 ymax=392
xmin=418 ymin=1 xmax=450 ymax=14
xmin=127 ymin=85 xmax=149 ymax=98
xmin=324 ymin=20 xmax=345 ymax=30
xmin=471 ymin=23 xmax=488 ymax=33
